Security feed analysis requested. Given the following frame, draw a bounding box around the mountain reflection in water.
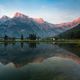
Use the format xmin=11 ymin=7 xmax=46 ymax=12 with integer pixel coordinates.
xmin=0 ymin=42 xmax=79 ymax=80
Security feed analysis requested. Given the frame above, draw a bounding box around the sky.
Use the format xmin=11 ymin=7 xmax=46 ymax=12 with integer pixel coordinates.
xmin=0 ymin=0 xmax=80 ymax=24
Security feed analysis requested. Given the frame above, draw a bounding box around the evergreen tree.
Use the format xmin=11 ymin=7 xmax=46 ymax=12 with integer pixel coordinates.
xmin=29 ymin=34 xmax=37 ymax=40
xmin=21 ymin=34 xmax=24 ymax=40
xmin=4 ymin=35 xmax=8 ymax=40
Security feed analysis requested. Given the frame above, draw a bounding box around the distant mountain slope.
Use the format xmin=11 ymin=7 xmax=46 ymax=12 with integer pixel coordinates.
xmin=57 ymin=24 xmax=80 ymax=39
xmin=57 ymin=17 xmax=80 ymax=28
xmin=0 ymin=12 xmax=80 ymax=38
xmin=0 ymin=12 xmax=69 ymax=38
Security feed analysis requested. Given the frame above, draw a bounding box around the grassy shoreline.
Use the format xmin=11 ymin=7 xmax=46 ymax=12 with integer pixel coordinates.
xmin=0 ymin=39 xmax=80 ymax=44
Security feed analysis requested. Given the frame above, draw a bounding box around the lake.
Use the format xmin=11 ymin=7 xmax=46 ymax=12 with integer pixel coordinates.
xmin=0 ymin=42 xmax=80 ymax=80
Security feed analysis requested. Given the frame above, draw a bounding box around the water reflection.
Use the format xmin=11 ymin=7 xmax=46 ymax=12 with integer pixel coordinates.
xmin=4 ymin=42 xmax=8 ymax=47
xmin=28 ymin=42 xmax=37 ymax=48
xmin=0 ymin=42 xmax=80 ymax=80
xmin=57 ymin=43 xmax=80 ymax=57
xmin=0 ymin=42 xmax=79 ymax=67
xmin=3 ymin=42 xmax=37 ymax=48
xmin=0 ymin=57 xmax=80 ymax=80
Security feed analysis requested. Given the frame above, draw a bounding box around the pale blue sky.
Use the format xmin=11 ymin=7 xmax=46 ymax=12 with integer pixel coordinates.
xmin=0 ymin=0 xmax=80 ymax=23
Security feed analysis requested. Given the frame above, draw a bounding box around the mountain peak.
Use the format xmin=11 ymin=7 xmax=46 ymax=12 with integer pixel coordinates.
xmin=33 ymin=18 xmax=44 ymax=23
xmin=14 ymin=12 xmax=28 ymax=18
xmin=1 ymin=15 xmax=9 ymax=19
xmin=0 ymin=15 xmax=10 ymax=22
xmin=73 ymin=17 xmax=80 ymax=24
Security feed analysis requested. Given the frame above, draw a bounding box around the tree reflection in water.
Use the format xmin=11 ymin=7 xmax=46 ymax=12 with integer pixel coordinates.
xmin=3 ymin=42 xmax=37 ymax=48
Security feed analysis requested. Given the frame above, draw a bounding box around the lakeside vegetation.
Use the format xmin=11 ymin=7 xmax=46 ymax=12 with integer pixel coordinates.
xmin=0 ymin=38 xmax=80 ymax=44
xmin=0 ymin=34 xmax=80 ymax=44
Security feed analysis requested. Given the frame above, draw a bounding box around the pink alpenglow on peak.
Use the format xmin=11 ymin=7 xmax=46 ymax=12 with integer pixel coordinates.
xmin=14 ymin=12 xmax=28 ymax=18
xmin=57 ymin=17 xmax=80 ymax=28
xmin=33 ymin=18 xmax=45 ymax=24
xmin=72 ymin=17 xmax=80 ymax=24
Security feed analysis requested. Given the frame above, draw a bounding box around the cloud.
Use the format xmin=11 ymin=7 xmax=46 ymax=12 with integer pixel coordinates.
xmin=0 ymin=5 xmax=6 ymax=17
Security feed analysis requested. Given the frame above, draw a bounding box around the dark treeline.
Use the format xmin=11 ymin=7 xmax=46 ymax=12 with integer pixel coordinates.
xmin=56 ymin=24 xmax=80 ymax=39
xmin=4 ymin=35 xmax=16 ymax=41
xmin=3 ymin=34 xmax=38 ymax=41
xmin=28 ymin=34 xmax=37 ymax=40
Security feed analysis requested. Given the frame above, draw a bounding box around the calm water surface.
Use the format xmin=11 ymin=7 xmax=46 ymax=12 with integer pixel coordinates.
xmin=0 ymin=42 xmax=80 ymax=80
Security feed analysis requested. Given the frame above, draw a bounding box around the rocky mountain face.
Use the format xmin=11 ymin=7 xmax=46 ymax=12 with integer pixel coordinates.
xmin=0 ymin=12 xmax=79 ymax=38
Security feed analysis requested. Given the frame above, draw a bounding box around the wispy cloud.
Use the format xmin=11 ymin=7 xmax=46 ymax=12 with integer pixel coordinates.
xmin=0 ymin=0 xmax=80 ymax=23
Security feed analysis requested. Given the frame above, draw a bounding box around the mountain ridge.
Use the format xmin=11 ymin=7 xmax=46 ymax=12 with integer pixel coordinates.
xmin=0 ymin=12 xmax=80 ymax=38
xmin=0 ymin=12 xmax=80 ymax=26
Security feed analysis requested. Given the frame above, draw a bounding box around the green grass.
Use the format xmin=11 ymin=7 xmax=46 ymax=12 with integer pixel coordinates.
xmin=0 ymin=39 xmax=80 ymax=44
